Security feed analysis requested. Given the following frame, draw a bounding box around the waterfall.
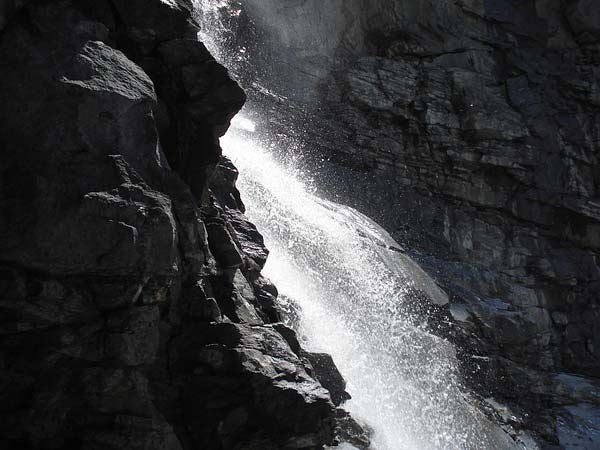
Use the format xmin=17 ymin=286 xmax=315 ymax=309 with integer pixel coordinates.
xmin=195 ymin=2 xmax=526 ymax=449
xmin=220 ymin=121 xmax=521 ymax=450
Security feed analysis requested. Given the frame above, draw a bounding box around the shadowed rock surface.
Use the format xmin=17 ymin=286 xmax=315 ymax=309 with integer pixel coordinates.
xmin=0 ymin=1 xmax=347 ymax=449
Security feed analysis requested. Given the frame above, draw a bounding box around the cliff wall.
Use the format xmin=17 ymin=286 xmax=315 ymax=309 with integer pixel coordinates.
xmin=0 ymin=1 xmax=346 ymax=449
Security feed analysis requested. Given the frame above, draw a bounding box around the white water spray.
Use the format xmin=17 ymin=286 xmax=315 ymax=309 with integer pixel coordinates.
xmin=219 ymin=118 xmax=520 ymax=450
xmin=195 ymin=2 xmax=525 ymax=448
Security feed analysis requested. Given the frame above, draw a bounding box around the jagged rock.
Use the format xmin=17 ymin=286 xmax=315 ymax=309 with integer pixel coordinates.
xmin=333 ymin=409 xmax=373 ymax=450
xmin=173 ymin=322 xmax=336 ymax=448
xmin=157 ymin=38 xmax=213 ymax=67
xmin=0 ymin=1 xmax=341 ymax=449
xmin=111 ymin=0 xmax=195 ymax=45
xmin=305 ymin=353 xmax=351 ymax=407
xmin=211 ymin=156 xmax=245 ymax=211
xmin=212 ymin=270 xmax=264 ymax=325
xmin=205 ymin=218 xmax=245 ymax=269
xmin=183 ymin=279 xmax=223 ymax=322
xmin=149 ymin=38 xmax=245 ymax=202
xmin=273 ymin=323 xmax=301 ymax=355
xmin=224 ymin=208 xmax=269 ymax=270
xmin=252 ymin=277 xmax=281 ymax=323
xmin=0 ymin=12 xmax=178 ymax=278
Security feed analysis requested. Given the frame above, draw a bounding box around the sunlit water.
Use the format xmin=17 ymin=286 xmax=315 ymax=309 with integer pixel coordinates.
xmin=194 ymin=1 xmax=522 ymax=448
xmin=220 ymin=118 xmax=520 ymax=450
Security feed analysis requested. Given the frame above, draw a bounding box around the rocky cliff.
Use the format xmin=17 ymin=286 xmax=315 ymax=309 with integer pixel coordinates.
xmin=209 ymin=0 xmax=600 ymax=447
xmin=0 ymin=1 xmax=352 ymax=449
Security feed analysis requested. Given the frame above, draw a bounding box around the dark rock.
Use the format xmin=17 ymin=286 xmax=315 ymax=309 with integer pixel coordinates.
xmin=566 ymin=0 xmax=600 ymax=43
xmin=105 ymin=306 xmax=161 ymax=366
xmin=0 ymin=266 xmax=100 ymax=333
xmin=157 ymin=38 xmax=213 ymax=66
xmin=305 ymin=352 xmax=351 ymax=407
xmin=334 ymin=409 xmax=373 ymax=450
xmin=252 ymin=277 xmax=281 ymax=323
xmin=75 ymin=0 xmax=118 ymax=32
xmin=213 ymin=270 xmax=263 ymax=325
xmin=111 ymin=0 xmax=194 ymax=43
xmin=173 ymin=322 xmax=336 ymax=448
xmin=0 ymin=1 xmax=340 ymax=449
xmin=224 ymin=208 xmax=269 ymax=270
xmin=273 ymin=323 xmax=301 ymax=355
xmin=183 ymin=279 xmax=223 ymax=322
xmin=83 ymin=414 xmax=182 ymax=450
xmin=0 ymin=14 xmax=178 ymax=278
xmin=211 ymin=156 xmax=245 ymax=211
xmin=205 ymin=218 xmax=245 ymax=269
xmin=0 ymin=0 xmax=28 ymax=33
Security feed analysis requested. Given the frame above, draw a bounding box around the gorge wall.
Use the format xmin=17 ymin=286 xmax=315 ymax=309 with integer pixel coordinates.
xmin=1 ymin=0 xmax=599 ymax=448
xmin=214 ymin=0 xmax=600 ymax=447
xmin=0 ymin=1 xmax=356 ymax=449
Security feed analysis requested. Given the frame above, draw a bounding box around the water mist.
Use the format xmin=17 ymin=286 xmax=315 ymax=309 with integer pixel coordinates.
xmin=195 ymin=2 xmax=526 ymax=449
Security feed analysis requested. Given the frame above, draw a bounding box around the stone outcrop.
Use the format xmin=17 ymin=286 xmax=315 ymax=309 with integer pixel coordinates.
xmin=0 ymin=1 xmax=344 ymax=449
xmin=208 ymin=0 xmax=600 ymax=447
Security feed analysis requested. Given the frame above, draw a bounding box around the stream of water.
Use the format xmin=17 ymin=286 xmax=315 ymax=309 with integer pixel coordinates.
xmin=219 ymin=119 xmax=519 ymax=450
xmin=195 ymin=2 xmax=524 ymax=448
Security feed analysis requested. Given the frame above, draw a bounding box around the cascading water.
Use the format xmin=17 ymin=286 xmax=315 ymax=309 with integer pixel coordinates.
xmin=195 ymin=2 xmax=526 ymax=449
xmin=220 ymin=121 xmax=521 ymax=450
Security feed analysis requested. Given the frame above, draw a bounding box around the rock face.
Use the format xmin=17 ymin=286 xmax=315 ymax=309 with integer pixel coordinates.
xmin=0 ymin=1 xmax=342 ymax=449
xmin=209 ymin=0 xmax=600 ymax=447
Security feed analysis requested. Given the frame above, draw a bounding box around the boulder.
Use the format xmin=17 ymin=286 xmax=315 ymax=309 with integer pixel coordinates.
xmin=174 ymin=322 xmax=336 ymax=448
xmin=305 ymin=352 xmax=351 ymax=406
xmin=0 ymin=15 xmax=178 ymax=279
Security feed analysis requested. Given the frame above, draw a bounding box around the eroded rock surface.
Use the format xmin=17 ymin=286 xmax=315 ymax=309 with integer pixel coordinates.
xmin=0 ymin=1 xmax=342 ymax=449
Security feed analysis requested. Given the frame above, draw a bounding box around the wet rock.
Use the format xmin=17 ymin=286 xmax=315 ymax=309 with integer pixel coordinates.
xmin=186 ymin=283 xmax=223 ymax=321
xmin=211 ymin=156 xmax=245 ymax=211
xmin=333 ymin=409 xmax=373 ymax=450
xmin=224 ymin=208 xmax=269 ymax=270
xmin=173 ymin=322 xmax=336 ymax=448
xmin=236 ymin=324 xmax=335 ymax=443
xmin=252 ymin=277 xmax=281 ymax=323
xmin=273 ymin=323 xmax=302 ymax=355
xmin=157 ymin=38 xmax=213 ymax=67
xmin=557 ymin=403 xmax=600 ymax=449
xmin=305 ymin=353 xmax=351 ymax=407
xmin=205 ymin=218 xmax=245 ymax=269
xmin=213 ymin=270 xmax=263 ymax=325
